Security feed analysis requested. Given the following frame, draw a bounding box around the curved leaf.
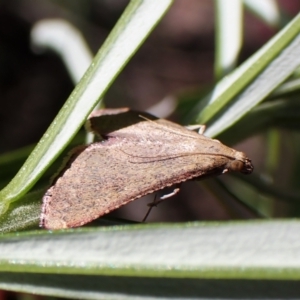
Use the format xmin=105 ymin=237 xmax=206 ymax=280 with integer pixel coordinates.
xmin=0 ymin=221 xmax=299 ymax=280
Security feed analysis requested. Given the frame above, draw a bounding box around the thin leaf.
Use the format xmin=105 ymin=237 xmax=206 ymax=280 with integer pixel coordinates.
xmin=0 ymin=190 xmax=42 ymax=233
xmin=31 ymin=19 xmax=94 ymax=84
xmin=0 ymin=221 xmax=299 ymax=280
xmin=188 ymin=12 xmax=300 ymax=136
xmin=217 ymin=97 xmax=300 ymax=143
xmin=270 ymin=77 xmax=300 ymax=98
xmin=1 ymin=272 xmax=300 ymax=300
xmin=232 ymin=172 xmax=300 ymax=203
xmin=243 ymin=0 xmax=281 ymax=27
xmin=215 ymin=0 xmax=243 ymax=78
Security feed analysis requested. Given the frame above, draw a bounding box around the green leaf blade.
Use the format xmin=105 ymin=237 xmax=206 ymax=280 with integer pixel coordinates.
xmin=192 ymin=12 xmax=300 ymax=136
xmin=0 ymin=221 xmax=299 ymax=280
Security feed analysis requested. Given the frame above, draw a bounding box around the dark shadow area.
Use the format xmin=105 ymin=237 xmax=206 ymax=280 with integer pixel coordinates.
xmin=0 ymin=273 xmax=299 ymax=299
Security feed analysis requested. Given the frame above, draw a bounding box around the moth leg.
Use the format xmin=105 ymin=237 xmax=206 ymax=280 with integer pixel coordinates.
xmin=160 ymin=187 xmax=180 ymax=200
xmin=185 ymin=124 xmax=206 ymax=135
xmin=142 ymin=186 xmax=181 ymax=222
xmin=142 ymin=195 xmax=158 ymax=222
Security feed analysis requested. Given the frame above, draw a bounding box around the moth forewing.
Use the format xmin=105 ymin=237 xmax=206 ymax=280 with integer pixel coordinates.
xmin=41 ymin=109 xmax=253 ymax=229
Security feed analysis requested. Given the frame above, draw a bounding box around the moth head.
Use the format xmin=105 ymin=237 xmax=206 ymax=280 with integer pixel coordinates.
xmin=227 ymin=152 xmax=253 ymax=174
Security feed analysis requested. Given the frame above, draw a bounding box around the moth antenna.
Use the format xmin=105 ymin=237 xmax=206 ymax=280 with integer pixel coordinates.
xmin=138 ymin=115 xmax=208 ymax=141
xmin=120 ymin=149 xmax=237 ymax=162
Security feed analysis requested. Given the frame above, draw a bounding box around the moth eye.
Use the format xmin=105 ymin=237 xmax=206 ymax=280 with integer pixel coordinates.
xmin=228 ymin=160 xmax=244 ymax=172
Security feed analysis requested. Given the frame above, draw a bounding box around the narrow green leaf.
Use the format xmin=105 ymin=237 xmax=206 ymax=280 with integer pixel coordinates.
xmin=0 ymin=190 xmax=41 ymax=233
xmin=190 ymin=12 xmax=300 ymax=136
xmin=31 ymin=19 xmax=94 ymax=84
xmin=244 ymin=0 xmax=281 ymax=27
xmin=233 ymin=172 xmax=300 ymax=203
xmin=1 ymin=272 xmax=300 ymax=300
xmin=215 ymin=0 xmax=243 ymax=78
xmin=217 ymin=97 xmax=300 ymax=144
xmin=270 ymin=77 xmax=300 ymax=97
xmin=0 ymin=221 xmax=299 ymax=280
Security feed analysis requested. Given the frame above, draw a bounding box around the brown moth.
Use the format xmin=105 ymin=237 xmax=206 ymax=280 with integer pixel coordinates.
xmin=41 ymin=108 xmax=253 ymax=229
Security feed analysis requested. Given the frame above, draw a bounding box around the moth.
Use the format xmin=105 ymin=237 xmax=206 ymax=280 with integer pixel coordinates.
xmin=41 ymin=108 xmax=253 ymax=229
